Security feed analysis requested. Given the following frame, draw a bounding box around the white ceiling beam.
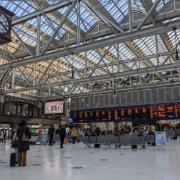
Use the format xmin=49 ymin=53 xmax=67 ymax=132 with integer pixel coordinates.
xmin=12 ymin=0 xmax=74 ymax=25
xmin=1 ymin=18 xmax=179 ymax=70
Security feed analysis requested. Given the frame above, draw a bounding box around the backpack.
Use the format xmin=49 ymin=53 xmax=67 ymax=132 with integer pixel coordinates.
xmin=22 ymin=128 xmax=29 ymax=142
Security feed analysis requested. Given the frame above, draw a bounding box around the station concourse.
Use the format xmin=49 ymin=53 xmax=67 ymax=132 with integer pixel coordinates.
xmin=0 ymin=0 xmax=180 ymax=180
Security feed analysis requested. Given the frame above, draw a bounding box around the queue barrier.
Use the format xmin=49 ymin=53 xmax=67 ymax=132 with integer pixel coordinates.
xmin=52 ymin=134 xmax=84 ymax=144
xmin=176 ymin=129 xmax=180 ymax=136
xmin=83 ymin=135 xmax=155 ymax=148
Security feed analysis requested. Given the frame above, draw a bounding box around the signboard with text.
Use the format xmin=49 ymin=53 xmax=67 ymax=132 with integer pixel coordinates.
xmin=44 ymin=101 xmax=64 ymax=114
xmin=155 ymin=131 xmax=166 ymax=146
xmin=70 ymin=102 xmax=180 ymax=123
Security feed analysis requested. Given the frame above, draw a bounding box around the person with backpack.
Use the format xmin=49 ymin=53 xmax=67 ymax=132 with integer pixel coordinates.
xmin=17 ymin=120 xmax=31 ymax=167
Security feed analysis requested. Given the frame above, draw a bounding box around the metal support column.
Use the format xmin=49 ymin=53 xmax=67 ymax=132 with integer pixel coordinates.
xmin=77 ymin=0 xmax=81 ymax=45
xmin=11 ymin=68 xmax=15 ymax=89
xmin=128 ymin=0 xmax=132 ymax=31
xmin=36 ymin=15 xmax=41 ymax=55
xmin=85 ymin=52 xmax=88 ymax=77
xmin=48 ymin=86 xmax=51 ymax=96
xmin=33 ymin=64 xmax=36 ymax=86
xmin=155 ymin=34 xmax=159 ymax=66
xmin=116 ymin=44 xmax=120 ymax=73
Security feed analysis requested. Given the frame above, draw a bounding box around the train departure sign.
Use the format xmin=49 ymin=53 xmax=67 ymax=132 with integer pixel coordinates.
xmin=70 ymin=102 xmax=180 ymax=123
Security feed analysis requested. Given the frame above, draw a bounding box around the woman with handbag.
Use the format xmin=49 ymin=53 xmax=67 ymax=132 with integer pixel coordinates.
xmin=17 ymin=120 xmax=31 ymax=167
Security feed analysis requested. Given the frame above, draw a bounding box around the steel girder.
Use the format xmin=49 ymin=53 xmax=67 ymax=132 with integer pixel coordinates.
xmin=4 ymin=61 xmax=180 ymax=94
xmin=1 ymin=0 xmax=180 ymax=100
xmin=1 ymin=18 xmax=180 ymax=70
xmin=12 ymin=0 xmax=74 ymax=25
xmin=140 ymin=0 xmax=176 ymax=61
xmin=7 ymin=70 xmax=180 ymax=100
xmin=9 ymin=9 xmax=180 ymax=59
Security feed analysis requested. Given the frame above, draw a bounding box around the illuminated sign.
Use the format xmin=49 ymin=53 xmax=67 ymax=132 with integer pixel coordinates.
xmin=44 ymin=101 xmax=63 ymax=114
xmin=70 ymin=102 xmax=180 ymax=123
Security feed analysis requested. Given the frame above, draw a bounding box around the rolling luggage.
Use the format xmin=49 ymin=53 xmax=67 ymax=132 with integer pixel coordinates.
xmin=94 ymin=144 xmax=100 ymax=148
xmin=41 ymin=134 xmax=47 ymax=145
xmin=173 ymin=136 xmax=177 ymax=140
xmin=10 ymin=152 xmax=16 ymax=167
xmin=131 ymin=145 xmax=137 ymax=149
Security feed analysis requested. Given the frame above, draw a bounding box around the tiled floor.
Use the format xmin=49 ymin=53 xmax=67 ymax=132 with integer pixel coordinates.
xmin=0 ymin=140 xmax=180 ymax=180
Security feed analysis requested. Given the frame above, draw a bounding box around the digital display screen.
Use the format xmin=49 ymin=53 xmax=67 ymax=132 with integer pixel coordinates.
xmin=70 ymin=102 xmax=180 ymax=123
xmin=44 ymin=101 xmax=64 ymax=114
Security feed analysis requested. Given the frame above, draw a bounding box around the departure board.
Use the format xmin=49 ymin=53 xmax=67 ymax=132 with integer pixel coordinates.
xmin=70 ymin=102 xmax=180 ymax=123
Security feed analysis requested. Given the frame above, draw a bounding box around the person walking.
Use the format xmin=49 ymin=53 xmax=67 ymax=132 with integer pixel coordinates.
xmin=95 ymin=127 xmax=101 ymax=136
xmin=3 ymin=129 xmax=6 ymax=143
xmin=70 ymin=127 xmax=78 ymax=144
xmin=11 ymin=128 xmax=16 ymax=140
xmin=59 ymin=125 xmax=66 ymax=148
xmin=48 ymin=124 xmax=55 ymax=146
xmin=0 ymin=130 xmax=4 ymax=143
xmin=17 ymin=120 xmax=31 ymax=167
xmin=169 ymin=127 xmax=175 ymax=140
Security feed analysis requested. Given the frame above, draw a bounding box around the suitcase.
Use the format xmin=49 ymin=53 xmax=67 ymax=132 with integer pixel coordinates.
xmin=131 ymin=145 xmax=137 ymax=149
xmin=173 ymin=136 xmax=177 ymax=140
xmin=41 ymin=134 xmax=47 ymax=145
xmin=94 ymin=144 xmax=100 ymax=148
xmin=10 ymin=152 xmax=16 ymax=167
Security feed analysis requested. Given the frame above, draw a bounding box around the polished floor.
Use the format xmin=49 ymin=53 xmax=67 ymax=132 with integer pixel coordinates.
xmin=0 ymin=139 xmax=180 ymax=180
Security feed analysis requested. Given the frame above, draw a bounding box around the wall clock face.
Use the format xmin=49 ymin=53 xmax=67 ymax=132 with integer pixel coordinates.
xmin=0 ymin=13 xmax=10 ymax=35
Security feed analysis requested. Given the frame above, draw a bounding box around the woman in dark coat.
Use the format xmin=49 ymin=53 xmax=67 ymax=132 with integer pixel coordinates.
xmin=59 ymin=125 xmax=66 ymax=148
xmin=17 ymin=120 xmax=31 ymax=166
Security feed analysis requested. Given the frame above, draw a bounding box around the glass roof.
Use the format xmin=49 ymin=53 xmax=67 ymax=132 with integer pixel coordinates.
xmin=0 ymin=0 xmax=179 ymax=87
xmin=1 ymin=1 xmax=36 ymax=16
xmin=101 ymin=0 xmax=129 ymax=23
xmin=156 ymin=0 xmax=172 ymax=12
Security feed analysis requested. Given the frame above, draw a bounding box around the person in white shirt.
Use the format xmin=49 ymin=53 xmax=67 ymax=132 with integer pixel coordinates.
xmin=0 ymin=130 xmax=4 ymax=143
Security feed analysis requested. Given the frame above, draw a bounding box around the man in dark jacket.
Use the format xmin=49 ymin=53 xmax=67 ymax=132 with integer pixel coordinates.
xmin=17 ymin=120 xmax=31 ymax=167
xmin=2 ymin=129 xmax=6 ymax=143
xmin=95 ymin=127 xmax=101 ymax=136
xmin=48 ymin=124 xmax=55 ymax=146
xmin=59 ymin=125 xmax=66 ymax=148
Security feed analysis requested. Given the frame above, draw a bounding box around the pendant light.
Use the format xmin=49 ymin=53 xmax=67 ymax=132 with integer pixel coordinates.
xmin=70 ymin=66 xmax=75 ymax=79
xmin=113 ymin=79 xmax=117 ymax=98
xmin=0 ymin=95 xmax=4 ymax=103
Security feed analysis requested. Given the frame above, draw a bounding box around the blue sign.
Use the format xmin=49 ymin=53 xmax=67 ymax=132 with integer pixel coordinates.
xmin=68 ymin=117 xmax=73 ymax=124
xmin=155 ymin=131 xmax=166 ymax=146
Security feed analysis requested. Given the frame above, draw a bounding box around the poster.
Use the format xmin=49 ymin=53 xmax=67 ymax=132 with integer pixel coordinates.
xmin=155 ymin=131 xmax=166 ymax=146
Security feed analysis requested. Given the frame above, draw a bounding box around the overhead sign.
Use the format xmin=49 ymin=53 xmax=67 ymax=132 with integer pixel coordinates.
xmin=44 ymin=101 xmax=63 ymax=114
xmin=70 ymin=102 xmax=180 ymax=123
